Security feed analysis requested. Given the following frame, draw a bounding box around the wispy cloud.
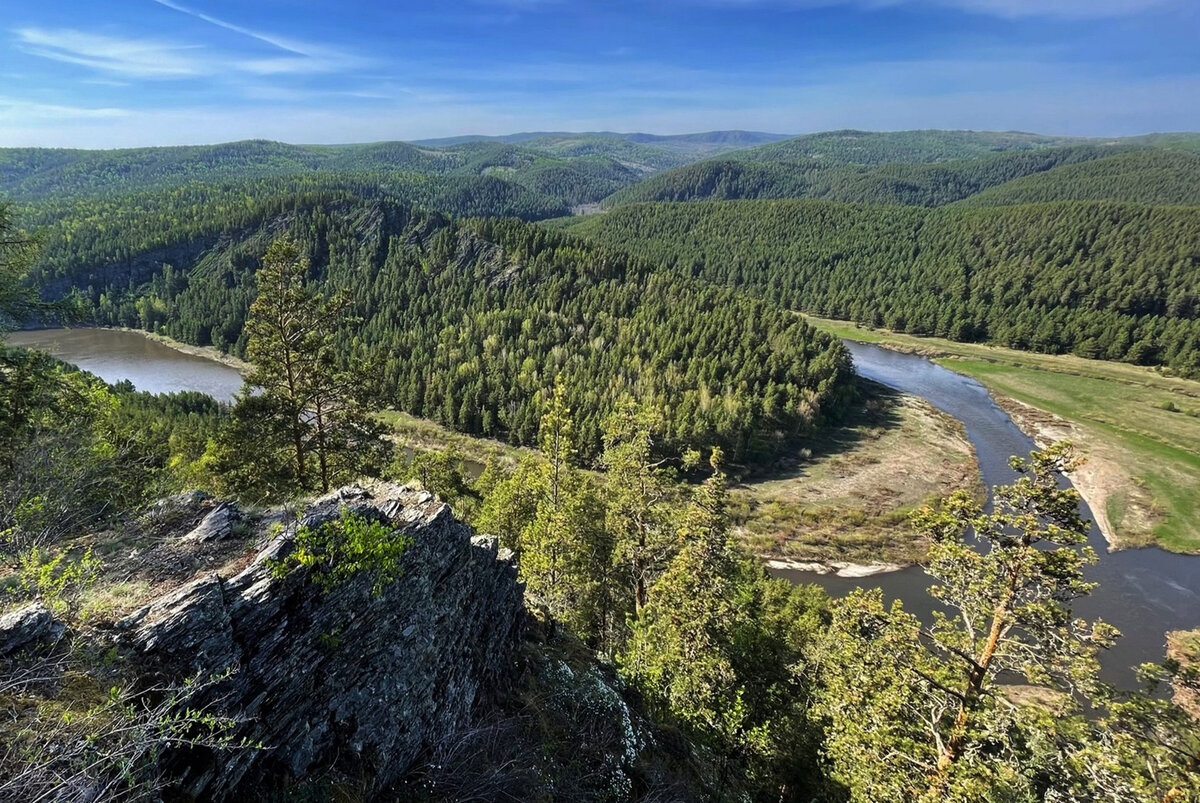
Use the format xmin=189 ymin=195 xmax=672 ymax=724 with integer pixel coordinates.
xmin=15 ymin=7 xmax=368 ymax=83
xmin=150 ymin=0 xmax=309 ymax=54
xmin=912 ymin=0 xmax=1181 ymax=18
xmin=0 ymin=95 xmax=130 ymax=120
xmin=14 ymin=28 xmax=205 ymax=79
xmin=151 ymin=0 xmax=370 ymax=74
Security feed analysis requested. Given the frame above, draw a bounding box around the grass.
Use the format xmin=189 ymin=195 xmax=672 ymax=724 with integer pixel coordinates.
xmin=731 ymin=384 xmax=981 ymax=566
xmin=375 ymin=410 xmax=536 ymax=473
xmin=803 ymin=315 xmax=1200 ymax=553
xmin=378 ymin=392 xmax=979 ymax=568
xmin=1166 ymin=628 xmax=1200 ymax=716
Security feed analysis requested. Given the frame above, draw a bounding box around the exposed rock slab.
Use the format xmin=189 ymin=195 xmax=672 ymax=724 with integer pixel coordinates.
xmin=180 ymin=501 xmax=244 ymax=543
xmin=120 ymin=483 xmax=525 ymax=800
xmin=0 ymin=602 xmax=63 ymax=656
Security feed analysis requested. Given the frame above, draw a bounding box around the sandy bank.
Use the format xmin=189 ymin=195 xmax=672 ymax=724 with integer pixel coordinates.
xmin=763 ymin=557 xmax=906 ymax=577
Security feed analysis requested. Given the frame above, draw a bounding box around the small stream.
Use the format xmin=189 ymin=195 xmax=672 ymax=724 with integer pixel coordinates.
xmin=770 ymin=341 xmax=1200 ymax=688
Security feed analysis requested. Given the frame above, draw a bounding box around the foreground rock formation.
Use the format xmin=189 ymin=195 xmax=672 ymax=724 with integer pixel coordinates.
xmin=118 ymin=483 xmax=525 ymax=800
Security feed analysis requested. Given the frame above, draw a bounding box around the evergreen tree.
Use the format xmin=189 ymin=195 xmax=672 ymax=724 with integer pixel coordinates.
xmin=517 ymin=381 xmax=612 ymax=642
xmin=232 ymin=237 xmax=388 ymax=496
xmin=816 ymin=443 xmax=1120 ymax=801
xmin=600 ymin=399 xmax=682 ymax=631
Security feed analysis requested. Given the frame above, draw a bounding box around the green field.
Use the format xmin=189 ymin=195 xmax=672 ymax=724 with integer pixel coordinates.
xmin=805 ymin=316 xmax=1200 ymax=553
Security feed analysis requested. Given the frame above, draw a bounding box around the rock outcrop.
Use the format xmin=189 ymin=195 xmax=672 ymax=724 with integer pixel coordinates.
xmin=0 ymin=602 xmax=63 ymax=656
xmin=118 ymin=483 xmax=525 ymax=799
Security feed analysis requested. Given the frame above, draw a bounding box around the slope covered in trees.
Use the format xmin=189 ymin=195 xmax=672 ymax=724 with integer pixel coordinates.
xmin=0 ymin=131 xmax=784 ymax=210
xmin=0 ymin=139 xmax=643 ymax=209
xmin=413 ymin=129 xmax=791 ymax=165
xmin=734 ymin=128 xmax=1086 ymax=166
xmin=571 ymin=199 xmax=1200 ymax=376
xmin=957 ymin=149 xmax=1200 ymax=207
xmin=19 ymin=173 xmax=577 ymax=304
xmin=602 ymin=144 xmax=1136 ymax=207
xmin=46 ymin=193 xmax=853 ymax=464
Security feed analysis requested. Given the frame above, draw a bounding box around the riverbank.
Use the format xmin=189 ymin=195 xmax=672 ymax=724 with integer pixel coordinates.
xmin=804 ymin=315 xmax=1200 ymax=554
xmin=732 ymin=385 xmax=981 ymax=567
xmin=113 ymin=327 xmax=251 ymax=375
xmin=1166 ymin=629 xmax=1200 ymax=717
xmin=6 ymin=327 xmax=245 ymax=402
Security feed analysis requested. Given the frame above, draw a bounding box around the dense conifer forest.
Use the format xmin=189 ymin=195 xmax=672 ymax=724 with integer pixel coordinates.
xmin=35 ymin=193 xmax=852 ymax=464
xmin=604 ymin=140 xmax=1200 ymax=207
xmin=572 ymin=198 xmax=1200 ymax=376
xmin=4 ymin=128 xmax=1200 ymax=802
xmin=0 ymin=131 xmax=783 ymax=208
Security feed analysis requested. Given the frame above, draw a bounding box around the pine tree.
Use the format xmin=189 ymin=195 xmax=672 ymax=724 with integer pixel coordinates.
xmin=237 ymin=237 xmax=386 ymax=495
xmin=816 ymin=443 xmax=1120 ymax=801
xmin=513 ymin=379 xmax=613 ymax=642
xmin=601 ymin=399 xmax=678 ymax=620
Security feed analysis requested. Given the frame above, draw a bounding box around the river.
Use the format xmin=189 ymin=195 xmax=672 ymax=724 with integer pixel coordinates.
xmin=8 ymin=328 xmax=1197 ymax=686
xmin=7 ymin=328 xmax=244 ymax=402
xmin=769 ymin=341 xmax=1200 ymax=688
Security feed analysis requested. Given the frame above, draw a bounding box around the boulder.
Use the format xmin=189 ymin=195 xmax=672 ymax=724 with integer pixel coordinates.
xmin=180 ymin=501 xmax=243 ymax=543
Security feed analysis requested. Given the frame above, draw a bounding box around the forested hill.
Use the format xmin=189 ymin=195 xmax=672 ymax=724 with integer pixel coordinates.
xmin=52 ymin=193 xmax=854 ymax=463
xmin=412 ymin=130 xmax=790 ymax=163
xmin=603 ymin=137 xmax=1200 ymax=208
xmin=737 ymin=129 xmax=1090 ymax=165
xmin=0 ymin=131 xmax=783 ymax=210
xmin=956 ymin=149 xmax=1200 ymax=207
xmin=0 ymin=139 xmax=644 ymax=210
xmin=22 ymin=174 xmax=573 ymax=300
xmin=601 ymin=143 xmax=1140 ymax=207
xmin=569 ymin=199 xmax=1200 ymax=377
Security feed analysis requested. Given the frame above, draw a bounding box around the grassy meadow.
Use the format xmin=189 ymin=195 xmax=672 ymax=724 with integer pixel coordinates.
xmin=805 ymin=316 xmax=1200 ymax=553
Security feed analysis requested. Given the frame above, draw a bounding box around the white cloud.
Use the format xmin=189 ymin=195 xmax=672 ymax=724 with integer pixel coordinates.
xmin=151 ymin=0 xmax=370 ymax=74
xmin=915 ymin=0 xmax=1179 ymax=18
xmin=14 ymin=28 xmax=206 ymax=79
xmin=15 ymin=11 xmax=368 ymax=83
xmin=0 ymin=95 xmax=130 ymax=120
xmin=2 ymin=62 xmax=1198 ymax=149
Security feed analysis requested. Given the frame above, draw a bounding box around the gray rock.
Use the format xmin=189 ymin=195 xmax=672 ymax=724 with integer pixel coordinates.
xmin=180 ymin=501 xmax=243 ymax=543
xmin=122 ymin=483 xmax=525 ymax=800
xmin=0 ymin=602 xmax=64 ymax=656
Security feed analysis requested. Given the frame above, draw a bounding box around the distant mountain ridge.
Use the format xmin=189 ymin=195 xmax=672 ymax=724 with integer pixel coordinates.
xmin=410 ymin=130 xmax=791 ymax=147
xmin=0 ymin=131 xmax=790 ymax=209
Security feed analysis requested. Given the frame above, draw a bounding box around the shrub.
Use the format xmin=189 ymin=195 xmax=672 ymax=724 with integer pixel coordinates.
xmin=272 ymin=510 xmax=411 ymax=596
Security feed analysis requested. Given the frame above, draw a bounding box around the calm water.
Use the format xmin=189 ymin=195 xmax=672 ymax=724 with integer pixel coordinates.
xmin=7 ymin=328 xmax=244 ymax=402
xmin=772 ymin=341 xmax=1200 ymax=688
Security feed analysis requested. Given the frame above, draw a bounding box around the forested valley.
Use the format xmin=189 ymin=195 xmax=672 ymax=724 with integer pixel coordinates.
xmin=3 ymin=128 xmax=1200 ymax=802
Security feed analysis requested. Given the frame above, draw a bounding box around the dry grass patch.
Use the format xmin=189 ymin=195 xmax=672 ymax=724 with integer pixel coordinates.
xmin=733 ymin=386 xmax=981 ymax=566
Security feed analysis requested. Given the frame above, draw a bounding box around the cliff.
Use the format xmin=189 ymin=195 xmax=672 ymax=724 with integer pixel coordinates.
xmin=117 ymin=483 xmax=525 ymax=800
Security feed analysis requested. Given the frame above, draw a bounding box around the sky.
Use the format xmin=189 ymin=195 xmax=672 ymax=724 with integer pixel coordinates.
xmin=1 ymin=0 xmax=1198 ymax=148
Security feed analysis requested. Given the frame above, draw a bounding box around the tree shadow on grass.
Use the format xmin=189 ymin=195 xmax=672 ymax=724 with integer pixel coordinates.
xmin=744 ymin=378 xmax=906 ymax=485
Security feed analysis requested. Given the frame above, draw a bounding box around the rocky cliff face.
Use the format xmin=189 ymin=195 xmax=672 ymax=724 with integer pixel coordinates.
xmin=117 ymin=483 xmax=525 ymax=800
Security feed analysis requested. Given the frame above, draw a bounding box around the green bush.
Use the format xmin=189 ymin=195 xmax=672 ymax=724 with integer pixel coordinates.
xmin=272 ymin=510 xmax=411 ymax=596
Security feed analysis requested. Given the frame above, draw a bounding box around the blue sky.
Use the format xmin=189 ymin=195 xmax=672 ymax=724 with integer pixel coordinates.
xmin=1 ymin=0 xmax=1197 ymax=147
